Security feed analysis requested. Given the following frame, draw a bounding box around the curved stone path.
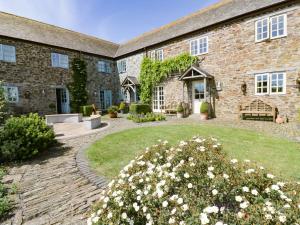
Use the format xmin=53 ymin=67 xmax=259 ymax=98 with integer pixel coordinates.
xmin=2 ymin=116 xmax=299 ymax=225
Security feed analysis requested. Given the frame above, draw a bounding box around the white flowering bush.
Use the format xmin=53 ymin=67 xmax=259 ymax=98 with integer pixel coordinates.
xmin=88 ymin=137 xmax=300 ymax=224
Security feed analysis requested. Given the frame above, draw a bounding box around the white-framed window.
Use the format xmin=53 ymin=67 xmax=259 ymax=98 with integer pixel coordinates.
xmin=117 ymin=60 xmax=127 ymax=73
xmin=0 ymin=44 xmax=16 ymax=62
xmin=3 ymin=85 xmax=19 ymax=103
xmin=190 ymin=36 xmax=208 ymax=56
xmin=153 ymin=86 xmax=164 ymax=112
xmin=149 ymin=49 xmax=164 ymax=61
xmin=255 ymin=72 xmax=286 ymax=95
xmin=51 ymin=53 xmax=69 ymax=69
xmin=271 ymin=14 xmax=287 ymax=39
xmin=255 ymin=18 xmax=269 ymax=42
xmin=255 ymin=14 xmax=287 ymax=42
xmin=98 ymin=61 xmax=112 ymax=73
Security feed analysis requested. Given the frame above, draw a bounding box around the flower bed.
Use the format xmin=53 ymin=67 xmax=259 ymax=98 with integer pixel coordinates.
xmin=127 ymin=112 xmax=166 ymax=123
xmin=0 ymin=168 xmax=11 ymax=219
xmin=88 ymin=137 xmax=300 ymax=224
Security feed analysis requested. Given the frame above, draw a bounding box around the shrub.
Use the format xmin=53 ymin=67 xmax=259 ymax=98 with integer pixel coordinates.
xmin=129 ymin=104 xmax=151 ymax=115
xmin=177 ymin=103 xmax=184 ymax=113
xmin=108 ymin=106 xmax=119 ymax=114
xmin=0 ymin=113 xmax=56 ymax=162
xmin=119 ymin=102 xmax=126 ymax=111
xmin=127 ymin=112 xmax=166 ymax=123
xmin=0 ymin=168 xmax=10 ymax=219
xmin=88 ymin=137 xmax=300 ymax=225
xmin=80 ymin=105 xmax=93 ymax=117
xmin=200 ymin=102 xmax=209 ymax=114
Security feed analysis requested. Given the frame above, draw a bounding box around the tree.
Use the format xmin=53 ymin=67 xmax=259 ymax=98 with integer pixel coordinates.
xmin=68 ymin=58 xmax=88 ymax=113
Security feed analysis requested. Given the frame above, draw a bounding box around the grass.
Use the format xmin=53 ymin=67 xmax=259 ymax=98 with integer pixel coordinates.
xmin=86 ymin=124 xmax=300 ymax=181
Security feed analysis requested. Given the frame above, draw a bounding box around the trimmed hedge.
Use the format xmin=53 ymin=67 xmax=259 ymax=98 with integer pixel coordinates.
xmin=80 ymin=105 xmax=93 ymax=117
xmin=127 ymin=112 xmax=166 ymax=123
xmin=200 ymin=102 xmax=209 ymax=113
xmin=129 ymin=104 xmax=151 ymax=115
xmin=0 ymin=113 xmax=56 ymax=162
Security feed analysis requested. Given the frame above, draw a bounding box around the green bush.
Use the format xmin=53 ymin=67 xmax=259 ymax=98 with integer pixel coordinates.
xmin=177 ymin=103 xmax=184 ymax=113
xmin=108 ymin=106 xmax=119 ymax=114
xmin=0 ymin=168 xmax=10 ymax=220
xmin=0 ymin=113 xmax=56 ymax=162
xmin=88 ymin=137 xmax=300 ymax=224
xmin=127 ymin=112 xmax=166 ymax=123
xmin=200 ymin=102 xmax=209 ymax=113
xmin=129 ymin=104 xmax=151 ymax=114
xmin=119 ymin=102 xmax=126 ymax=111
xmin=80 ymin=105 xmax=93 ymax=117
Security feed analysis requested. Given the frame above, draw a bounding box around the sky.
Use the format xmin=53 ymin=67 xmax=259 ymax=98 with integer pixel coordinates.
xmin=0 ymin=0 xmax=219 ymax=44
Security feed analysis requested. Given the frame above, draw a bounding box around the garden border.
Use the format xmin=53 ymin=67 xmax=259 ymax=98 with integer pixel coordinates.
xmin=75 ymin=122 xmax=111 ymax=188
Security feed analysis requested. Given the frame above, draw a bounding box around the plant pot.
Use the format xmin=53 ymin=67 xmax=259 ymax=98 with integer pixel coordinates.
xmin=200 ymin=113 xmax=208 ymax=120
xmin=177 ymin=112 xmax=184 ymax=118
xmin=276 ymin=116 xmax=284 ymax=124
xmin=108 ymin=112 xmax=118 ymax=118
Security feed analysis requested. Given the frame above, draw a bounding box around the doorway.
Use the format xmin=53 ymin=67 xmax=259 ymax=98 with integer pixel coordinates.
xmin=56 ymin=88 xmax=70 ymax=114
xmin=192 ymin=81 xmax=205 ymax=114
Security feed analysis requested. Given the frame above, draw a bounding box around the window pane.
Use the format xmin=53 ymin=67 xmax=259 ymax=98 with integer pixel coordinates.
xmin=3 ymin=45 xmax=16 ymax=62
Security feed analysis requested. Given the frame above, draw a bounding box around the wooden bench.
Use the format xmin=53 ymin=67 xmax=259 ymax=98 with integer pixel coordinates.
xmin=164 ymin=101 xmax=178 ymax=114
xmin=239 ymin=99 xmax=277 ymax=122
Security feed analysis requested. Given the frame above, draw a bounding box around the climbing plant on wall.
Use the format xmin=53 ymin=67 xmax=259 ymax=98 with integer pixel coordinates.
xmin=139 ymin=53 xmax=198 ymax=104
xmin=0 ymin=82 xmax=8 ymax=125
xmin=68 ymin=58 xmax=88 ymax=113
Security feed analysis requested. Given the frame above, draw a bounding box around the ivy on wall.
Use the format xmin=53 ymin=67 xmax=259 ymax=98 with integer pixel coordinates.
xmin=0 ymin=82 xmax=8 ymax=125
xmin=139 ymin=53 xmax=198 ymax=104
xmin=68 ymin=58 xmax=88 ymax=112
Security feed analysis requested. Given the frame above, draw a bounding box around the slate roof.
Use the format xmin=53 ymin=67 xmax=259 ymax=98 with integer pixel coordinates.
xmin=0 ymin=0 xmax=289 ymax=58
xmin=115 ymin=0 xmax=288 ymax=57
xmin=0 ymin=12 xmax=119 ymax=58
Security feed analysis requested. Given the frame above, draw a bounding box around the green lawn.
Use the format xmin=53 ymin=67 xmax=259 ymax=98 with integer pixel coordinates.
xmin=86 ymin=124 xmax=300 ymax=181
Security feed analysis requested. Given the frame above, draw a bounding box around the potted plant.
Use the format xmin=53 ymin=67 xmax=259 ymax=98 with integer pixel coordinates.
xmin=200 ymin=102 xmax=209 ymax=120
xmin=108 ymin=106 xmax=118 ymax=118
xmin=176 ymin=103 xmax=184 ymax=118
xmin=119 ymin=102 xmax=126 ymax=114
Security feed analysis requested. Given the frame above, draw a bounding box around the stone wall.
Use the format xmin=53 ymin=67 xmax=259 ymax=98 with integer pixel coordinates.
xmin=0 ymin=37 xmax=120 ymax=115
xmin=145 ymin=3 xmax=300 ymax=120
xmin=117 ymin=53 xmax=144 ymax=83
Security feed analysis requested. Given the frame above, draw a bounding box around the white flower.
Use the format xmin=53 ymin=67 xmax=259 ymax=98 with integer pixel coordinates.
xmin=188 ymin=183 xmax=193 ymax=189
xmin=245 ymin=169 xmax=255 ymax=174
xmin=171 ymin=208 xmax=176 ymax=215
xmin=215 ymin=222 xmax=224 ymax=225
xmin=182 ymin=204 xmax=189 ymax=211
xmin=121 ymin=212 xmax=127 ymax=219
xmin=143 ymin=206 xmax=148 ymax=212
xmin=237 ymin=211 xmax=244 ymax=218
xmin=184 ymin=173 xmax=190 ymax=178
xmin=240 ymin=201 xmax=249 ymax=209
xmin=271 ymin=185 xmax=280 ymax=191
xmin=146 ymin=213 xmax=151 ymax=220
xmin=104 ymin=197 xmax=110 ymax=203
xmin=267 ymin=174 xmax=275 ymax=179
xmin=204 ymin=206 xmax=219 ymax=214
xmin=265 ymin=188 xmax=271 ymax=193
xmin=235 ymin=196 xmax=243 ymax=202
xmin=279 ymin=215 xmax=286 ymax=223
xmin=107 ymin=212 xmax=112 ymax=219
xmin=223 ymin=174 xmax=229 ymax=179
xmin=87 ymin=218 xmax=92 ymax=225
xmin=212 ymin=189 xmax=218 ymax=196
xmin=200 ymin=213 xmax=210 ymax=224
xmin=179 ymin=221 xmax=186 ymax=225
xmin=169 ymin=217 xmax=175 ymax=224
xmin=92 ymin=216 xmax=99 ymax=223
xmin=298 ymin=204 xmax=300 ymax=209
xmin=283 ymin=204 xmax=290 ymax=208
xmin=242 ymin=187 xmax=249 ymax=192
xmin=265 ymin=214 xmax=272 ymax=220
xmin=207 ymin=171 xmax=215 ymax=179
xmin=162 ymin=201 xmax=168 ymax=207
xmin=251 ymin=189 xmax=258 ymax=196
xmin=119 ymin=201 xmax=124 ymax=207
xmin=208 ymin=166 xmax=214 ymax=171
xmin=177 ymin=198 xmax=183 ymax=204
xmin=231 ymin=159 xmax=238 ymax=164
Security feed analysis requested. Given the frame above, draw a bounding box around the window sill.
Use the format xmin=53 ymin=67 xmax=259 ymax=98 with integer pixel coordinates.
xmin=270 ymin=34 xmax=287 ymax=40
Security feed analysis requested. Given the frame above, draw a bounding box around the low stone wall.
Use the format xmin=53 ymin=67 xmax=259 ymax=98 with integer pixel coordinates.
xmin=46 ymin=113 xmax=83 ymax=124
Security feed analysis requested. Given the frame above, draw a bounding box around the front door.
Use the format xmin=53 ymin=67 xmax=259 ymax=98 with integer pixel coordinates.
xmin=193 ymin=81 xmax=205 ymax=114
xmin=56 ymin=88 xmax=70 ymax=114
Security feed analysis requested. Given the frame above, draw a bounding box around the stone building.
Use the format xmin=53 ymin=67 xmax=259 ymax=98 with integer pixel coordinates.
xmin=0 ymin=0 xmax=299 ymax=120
